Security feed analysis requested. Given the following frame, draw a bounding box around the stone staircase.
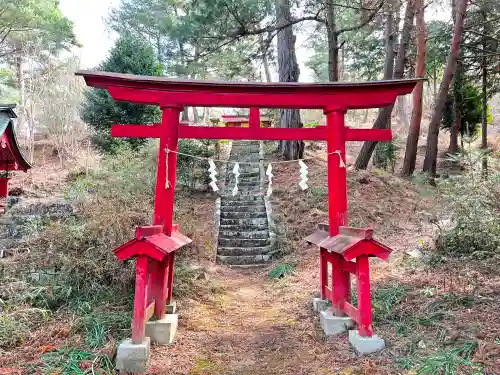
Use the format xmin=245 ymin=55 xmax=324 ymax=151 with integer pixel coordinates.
xmin=216 ymin=141 xmax=273 ymax=266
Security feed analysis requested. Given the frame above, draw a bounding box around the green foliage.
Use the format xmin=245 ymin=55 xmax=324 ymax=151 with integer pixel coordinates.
xmin=442 ymin=82 xmax=485 ymax=137
xmin=35 ymin=347 xmax=114 ymax=375
xmin=107 ymin=0 xmax=267 ymax=81
xmin=416 ymin=343 xmax=479 ymax=375
xmin=177 ymin=139 xmax=216 ymax=190
xmin=372 ymin=283 xmax=410 ymax=322
xmin=80 ymin=34 xmax=162 ymax=153
xmin=426 ymin=20 xmax=452 ymax=84
xmin=268 ymin=264 xmax=295 ymax=279
xmin=0 ymin=308 xmax=49 ymax=349
xmin=434 ymin=151 xmax=500 ymax=257
xmin=375 ymin=140 xmax=400 ymax=173
xmin=0 ymin=0 xmax=77 ymax=54
xmin=75 ymin=311 xmax=131 ymax=349
xmin=0 ymin=312 xmax=27 ymax=349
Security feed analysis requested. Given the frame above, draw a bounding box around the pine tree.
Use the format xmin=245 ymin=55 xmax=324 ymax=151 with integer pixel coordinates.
xmin=80 ymin=34 xmax=162 ymax=153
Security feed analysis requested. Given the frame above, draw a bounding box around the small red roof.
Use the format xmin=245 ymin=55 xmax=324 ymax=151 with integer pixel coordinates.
xmin=0 ymin=104 xmax=31 ymax=172
xmin=305 ymin=224 xmax=392 ymax=261
xmin=114 ymin=225 xmax=192 ymax=261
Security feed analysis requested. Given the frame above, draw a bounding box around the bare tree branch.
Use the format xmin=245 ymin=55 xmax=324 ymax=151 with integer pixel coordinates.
xmin=337 ymin=0 xmax=384 ymax=34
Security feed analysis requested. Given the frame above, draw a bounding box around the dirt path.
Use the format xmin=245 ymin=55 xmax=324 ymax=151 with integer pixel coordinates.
xmin=148 ymin=252 xmax=410 ymax=375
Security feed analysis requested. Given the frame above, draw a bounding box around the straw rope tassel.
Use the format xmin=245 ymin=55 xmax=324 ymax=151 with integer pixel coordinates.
xmin=165 ymin=149 xmax=170 ymax=188
xmin=298 ymin=160 xmax=308 ymax=190
xmin=266 ymin=163 xmax=273 ymax=197
xmin=332 ymin=150 xmax=346 ymax=168
xmin=208 ymin=159 xmax=219 ymax=192
xmin=231 ymin=162 xmax=240 ymax=196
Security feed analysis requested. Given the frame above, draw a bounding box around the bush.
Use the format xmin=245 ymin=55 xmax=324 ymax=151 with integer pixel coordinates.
xmin=177 ymin=139 xmax=216 ymax=190
xmin=434 ymin=151 xmax=500 ymax=257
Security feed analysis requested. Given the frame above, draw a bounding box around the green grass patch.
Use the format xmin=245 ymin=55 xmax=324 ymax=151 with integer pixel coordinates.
xmin=372 ymin=283 xmax=411 ymax=322
xmin=268 ymin=264 xmax=295 ymax=279
xmin=0 ymin=312 xmax=27 ymax=349
xmin=30 ymin=347 xmax=115 ymax=375
xmin=75 ymin=311 xmax=131 ymax=349
xmin=416 ymin=342 xmax=480 ymax=375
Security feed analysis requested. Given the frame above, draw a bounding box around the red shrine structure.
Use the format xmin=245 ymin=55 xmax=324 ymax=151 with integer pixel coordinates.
xmin=221 ymin=113 xmax=272 ymax=127
xmin=76 ymin=70 xmax=418 ymax=368
xmin=0 ymin=104 xmax=31 ymax=213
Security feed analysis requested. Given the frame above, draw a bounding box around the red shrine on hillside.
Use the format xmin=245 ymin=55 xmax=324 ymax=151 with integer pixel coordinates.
xmin=76 ymin=70 xmax=418 ymax=370
xmin=0 ymin=104 xmax=31 ymax=213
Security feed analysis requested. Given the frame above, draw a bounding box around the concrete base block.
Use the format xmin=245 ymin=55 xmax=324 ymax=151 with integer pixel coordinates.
xmin=319 ymin=310 xmax=354 ymax=336
xmin=145 ymin=314 xmax=178 ymax=345
xmin=312 ymin=297 xmax=329 ymax=312
xmin=166 ymin=301 xmax=176 ymax=314
xmin=116 ymin=337 xmax=150 ymax=373
xmin=349 ymin=329 xmax=386 ymax=355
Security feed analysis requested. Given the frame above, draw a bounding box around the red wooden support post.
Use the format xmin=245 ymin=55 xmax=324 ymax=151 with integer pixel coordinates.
xmin=249 ymin=107 xmax=260 ymax=128
xmin=356 ymin=255 xmax=373 ymax=337
xmin=154 ymin=106 xmax=182 ymax=236
xmin=152 ymin=257 xmax=168 ymax=319
xmin=331 ymin=254 xmax=351 ymax=316
xmin=319 ymin=248 xmax=327 ymax=299
xmin=325 ymin=109 xmax=348 ymax=236
xmin=166 ymin=252 xmax=176 ymax=304
xmin=132 ymin=255 xmax=149 ymax=344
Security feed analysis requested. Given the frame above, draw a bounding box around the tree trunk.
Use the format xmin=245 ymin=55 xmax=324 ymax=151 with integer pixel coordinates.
xmin=356 ymin=1 xmax=414 ymax=169
xmin=448 ymin=0 xmax=462 ymax=155
xmin=326 ymin=0 xmax=339 ymax=81
xmin=423 ymin=0 xmax=468 ymax=175
xmin=16 ymin=54 xmax=26 ymax=137
xmin=401 ymin=0 xmax=427 ymax=176
xmin=373 ymin=6 xmax=396 ymax=167
xmin=481 ymin=9 xmax=488 ymax=178
xmin=260 ymin=34 xmax=273 ymax=82
xmin=276 ymin=0 xmax=303 ymax=160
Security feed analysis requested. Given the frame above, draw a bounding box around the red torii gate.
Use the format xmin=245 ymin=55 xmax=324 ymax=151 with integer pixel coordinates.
xmin=76 ymin=70 xmax=418 ymax=364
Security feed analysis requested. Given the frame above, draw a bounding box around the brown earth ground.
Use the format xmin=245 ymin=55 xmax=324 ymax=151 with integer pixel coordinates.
xmin=2 ymin=120 xmax=500 ymax=374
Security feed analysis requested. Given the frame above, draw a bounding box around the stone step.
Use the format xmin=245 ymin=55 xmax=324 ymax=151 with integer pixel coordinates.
xmin=224 ymin=180 xmax=261 ymax=187
xmin=221 ymin=199 xmax=265 ymax=207
xmin=217 ymin=245 xmax=272 ymax=256
xmin=220 ymin=211 xmax=267 ymax=219
xmin=222 ymin=194 xmax=262 ymax=200
xmin=216 ymin=254 xmax=273 ymax=265
xmin=220 ymin=222 xmax=268 ymax=231
xmin=225 ymin=186 xmax=261 ymax=192
xmin=221 ymin=195 xmax=264 ymax=203
xmin=220 ymin=217 xmax=267 ymax=226
xmin=218 ymin=229 xmax=269 ymax=239
xmin=218 ymin=237 xmax=270 ymax=247
xmin=220 ymin=205 xmax=266 ymax=213
xmin=227 ymin=166 xmax=260 ymax=174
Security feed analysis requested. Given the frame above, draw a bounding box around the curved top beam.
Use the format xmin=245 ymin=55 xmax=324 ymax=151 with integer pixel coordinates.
xmin=76 ymin=70 xmax=421 ymax=110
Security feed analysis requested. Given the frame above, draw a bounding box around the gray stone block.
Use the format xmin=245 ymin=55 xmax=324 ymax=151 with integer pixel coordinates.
xmin=312 ymin=297 xmax=329 ymax=312
xmin=349 ymin=329 xmax=386 ymax=355
xmin=166 ymin=301 xmax=176 ymax=314
xmin=145 ymin=314 xmax=178 ymax=345
xmin=116 ymin=337 xmax=150 ymax=373
xmin=319 ymin=310 xmax=354 ymax=336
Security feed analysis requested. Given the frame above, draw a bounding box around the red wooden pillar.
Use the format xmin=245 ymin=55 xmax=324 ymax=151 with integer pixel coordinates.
xmin=331 ymin=254 xmax=351 ymax=316
xmin=325 ymin=108 xmax=348 ymax=236
xmin=154 ymin=106 xmax=182 ymax=236
xmin=325 ymin=108 xmax=351 ymax=312
xmin=357 ymin=255 xmax=373 ymax=337
xmin=319 ymin=248 xmax=327 ymax=299
xmin=151 ymin=106 xmax=181 ymax=319
xmin=166 ymin=252 xmax=175 ymax=305
xmin=249 ymin=107 xmax=260 ymax=128
xmin=153 ymin=257 xmax=169 ymax=319
xmin=132 ymin=255 xmax=149 ymax=343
